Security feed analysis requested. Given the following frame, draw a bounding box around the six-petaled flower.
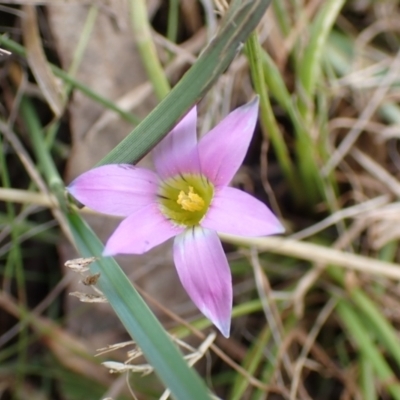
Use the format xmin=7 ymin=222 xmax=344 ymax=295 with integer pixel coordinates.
xmin=67 ymin=97 xmax=284 ymax=337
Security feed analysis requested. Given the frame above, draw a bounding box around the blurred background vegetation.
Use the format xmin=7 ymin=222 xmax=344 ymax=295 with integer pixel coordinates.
xmin=1 ymin=0 xmax=400 ymax=399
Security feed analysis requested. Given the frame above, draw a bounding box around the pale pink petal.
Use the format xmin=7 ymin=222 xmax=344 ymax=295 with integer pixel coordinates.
xmin=198 ymin=97 xmax=259 ymax=187
xmin=173 ymin=228 xmax=232 ymax=337
xmin=67 ymin=164 xmax=158 ymax=217
xmin=201 ymin=186 xmax=284 ymax=236
xmin=153 ymin=107 xmax=201 ymax=178
xmin=103 ymin=204 xmax=183 ymax=255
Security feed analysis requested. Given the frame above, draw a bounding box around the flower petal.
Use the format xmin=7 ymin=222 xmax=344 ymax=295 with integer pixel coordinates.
xmin=201 ymin=186 xmax=284 ymax=236
xmin=173 ymin=228 xmax=232 ymax=337
xmin=153 ymin=107 xmax=201 ymax=179
xmin=103 ymin=204 xmax=183 ymax=255
xmin=67 ymin=164 xmax=158 ymax=216
xmin=198 ymin=97 xmax=259 ymax=187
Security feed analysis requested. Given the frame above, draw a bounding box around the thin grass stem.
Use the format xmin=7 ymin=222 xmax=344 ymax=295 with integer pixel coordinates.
xmin=167 ymin=0 xmax=179 ymax=44
xmin=130 ymin=0 xmax=170 ymax=100
xmin=245 ymin=32 xmax=301 ymax=199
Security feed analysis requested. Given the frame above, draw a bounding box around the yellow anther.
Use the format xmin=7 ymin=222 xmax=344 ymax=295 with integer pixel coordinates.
xmin=177 ymin=186 xmax=205 ymax=212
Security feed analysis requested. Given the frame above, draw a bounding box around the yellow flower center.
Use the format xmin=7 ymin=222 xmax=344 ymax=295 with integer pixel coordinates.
xmin=158 ymin=174 xmax=214 ymax=227
xmin=177 ymin=186 xmax=205 ymax=212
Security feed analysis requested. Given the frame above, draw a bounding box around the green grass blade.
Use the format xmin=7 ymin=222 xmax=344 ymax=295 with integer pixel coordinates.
xmin=167 ymin=0 xmax=179 ymax=44
xmin=68 ymin=212 xmax=212 ymax=399
xmin=290 ymin=0 xmax=346 ymax=203
xmin=328 ymin=267 xmax=400 ymax=370
xmin=360 ymin=356 xmax=378 ymax=400
xmin=297 ymin=0 xmax=346 ymax=119
xmin=336 ymin=299 xmax=400 ymax=400
xmin=259 ymin=50 xmax=292 ymax=113
xmin=351 ymin=289 xmax=400 ymax=370
xmin=229 ymin=325 xmax=270 ymax=400
xmin=245 ymin=33 xmax=300 ymax=199
xmin=19 ymin=98 xmax=66 ymax=210
xmin=271 ymin=0 xmax=290 ymax=36
xmin=130 ymin=0 xmax=170 ymax=100
xmin=97 ymin=0 xmax=273 ymax=166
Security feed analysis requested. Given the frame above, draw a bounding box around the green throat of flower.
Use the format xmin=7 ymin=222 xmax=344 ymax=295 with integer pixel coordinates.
xmin=158 ymin=174 xmax=214 ymax=227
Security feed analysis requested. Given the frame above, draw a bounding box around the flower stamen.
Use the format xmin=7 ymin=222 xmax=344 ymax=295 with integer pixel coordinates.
xmin=177 ymin=186 xmax=205 ymax=212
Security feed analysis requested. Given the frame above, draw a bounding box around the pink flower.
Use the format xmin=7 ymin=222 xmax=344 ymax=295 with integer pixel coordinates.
xmin=67 ymin=98 xmax=284 ymax=337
